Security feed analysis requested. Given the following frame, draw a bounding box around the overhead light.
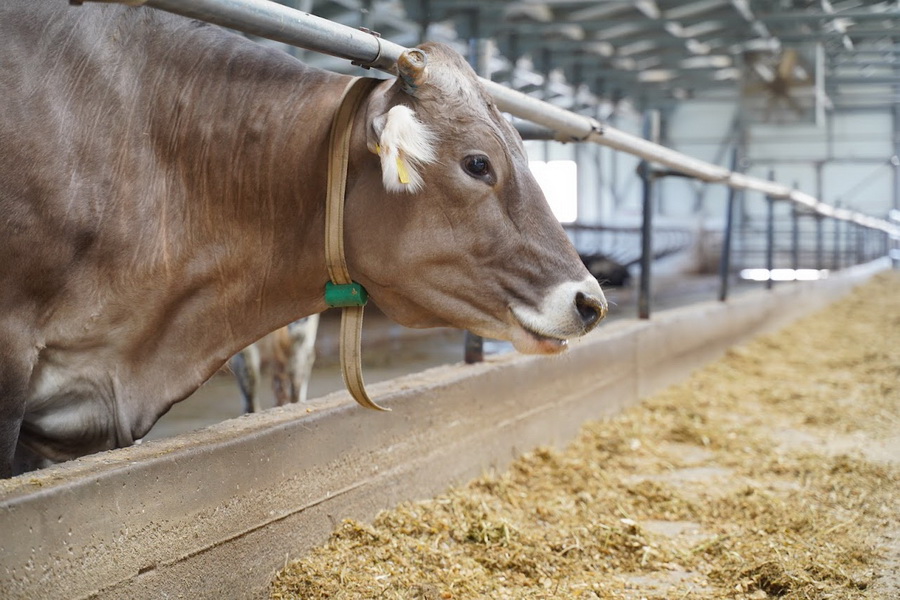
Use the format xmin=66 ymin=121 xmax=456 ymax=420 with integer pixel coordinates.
xmin=740 ymin=269 xmax=829 ymax=281
xmin=664 ymin=22 xmax=684 ymax=37
xmin=543 ymin=24 xmax=585 ymax=41
xmin=637 ymin=69 xmax=676 ymax=82
xmin=681 ymin=55 xmax=732 ymax=68
xmin=686 ymin=39 xmax=711 ymax=54
xmin=713 ymin=67 xmax=741 ymax=80
xmin=635 ymin=0 xmax=661 ymax=19
xmin=618 ymin=40 xmax=658 ymax=56
xmin=502 ymin=2 xmax=553 ymax=23
xmin=742 ymin=38 xmax=781 ymax=52
xmin=681 ymin=21 xmax=726 ymax=37
xmin=635 ymin=57 xmax=662 ymax=70
xmin=584 ymin=41 xmax=615 ymax=57
xmin=612 ymin=57 xmax=637 ymax=70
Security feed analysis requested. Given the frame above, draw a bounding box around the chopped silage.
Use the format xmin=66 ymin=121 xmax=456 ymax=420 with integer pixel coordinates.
xmin=272 ymin=272 xmax=900 ymax=599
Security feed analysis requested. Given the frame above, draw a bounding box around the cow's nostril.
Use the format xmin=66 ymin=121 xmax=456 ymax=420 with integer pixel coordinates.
xmin=575 ymin=291 xmax=607 ymax=330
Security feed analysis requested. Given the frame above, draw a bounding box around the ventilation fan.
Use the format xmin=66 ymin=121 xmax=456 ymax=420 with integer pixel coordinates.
xmin=742 ymin=48 xmax=813 ymax=121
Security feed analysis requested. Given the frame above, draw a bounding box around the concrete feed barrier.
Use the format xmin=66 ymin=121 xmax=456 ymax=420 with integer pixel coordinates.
xmin=0 ymin=260 xmax=887 ymax=599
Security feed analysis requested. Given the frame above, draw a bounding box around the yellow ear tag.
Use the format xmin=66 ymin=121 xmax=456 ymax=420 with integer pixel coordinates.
xmin=396 ymin=158 xmax=411 ymax=185
xmin=373 ymin=144 xmax=381 ymax=156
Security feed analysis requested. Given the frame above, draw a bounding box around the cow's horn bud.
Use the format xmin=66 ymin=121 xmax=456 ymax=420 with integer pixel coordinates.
xmin=398 ymin=48 xmax=427 ymax=95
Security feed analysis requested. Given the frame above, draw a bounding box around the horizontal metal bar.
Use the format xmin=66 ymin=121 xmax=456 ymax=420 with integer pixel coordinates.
xmin=80 ymin=0 xmax=900 ymax=236
xmin=495 ymin=9 xmax=900 ymax=30
xmin=94 ymin=0 xmax=405 ymax=71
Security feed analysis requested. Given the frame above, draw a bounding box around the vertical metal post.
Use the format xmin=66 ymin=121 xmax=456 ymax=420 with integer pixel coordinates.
xmin=594 ymin=104 xmax=608 ymax=223
xmin=790 ymin=202 xmax=800 ymax=270
xmin=466 ymin=8 xmax=480 ymax=72
xmin=638 ymin=160 xmax=653 ymax=319
xmin=463 ymin=8 xmax=485 ymax=364
xmin=814 ymin=161 xmax=825 ymax=271
xmin=718 ymin=146 xmax=740 ymax=302
xmin=844 ymin=214 xmax=853 ymax=267
xmin=832 ymin=213 xmax=842 ymax=271
xmin=765 ymin=170 xmax=775 ymax=290
xmin=417 ymin=0 xmax=431 ymax=44
xmin=864 ymin=227 xmax=871 ymax=263
xmin=360 ymin=0 xmax=373 ymax=30
xmin=855 ymin=223 xmax=864 ymax=264
xmin=892 ymin=103 xmax=900 ymax=211
xmin=609 ymin=111 xmax=621 ymax=210
xmin=638 ymin=110 xmax=659 ymax=320
xmin=464 ymin=332 xmax=484 ymax=364
xmin=815 ymin=215 xmax=824 ymax=271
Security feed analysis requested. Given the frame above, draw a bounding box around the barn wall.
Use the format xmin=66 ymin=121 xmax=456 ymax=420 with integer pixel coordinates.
xmin=658 ymin=104 xmax=896 ymax=224
xmin=0 ymin=260 xmax=888 ymax=600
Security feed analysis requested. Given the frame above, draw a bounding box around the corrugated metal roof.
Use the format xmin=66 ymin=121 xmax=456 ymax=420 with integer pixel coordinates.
xmin=279 ymin=0 xmax=899 ymax=116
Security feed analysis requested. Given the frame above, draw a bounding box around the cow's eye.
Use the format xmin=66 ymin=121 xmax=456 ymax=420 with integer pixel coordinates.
xmin=462 ymin=155 xmax=492 ymax=181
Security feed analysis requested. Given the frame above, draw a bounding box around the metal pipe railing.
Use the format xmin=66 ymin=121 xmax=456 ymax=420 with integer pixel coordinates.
xmin=84 ymin=0 xmax=406 ymax=71
xmin=79 ymin=0 xmax=900 ymax=238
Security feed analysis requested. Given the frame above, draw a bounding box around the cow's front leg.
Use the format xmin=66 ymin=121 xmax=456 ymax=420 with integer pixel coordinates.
xmin=229 ymin=345 xmax=261 ymax=414
xmin=0 ymin=367 xmax=29 ymax=478
xmin=288 ymin=315 xmax=319 ymax=404
xmin=0 ymin=419 xmax=22 ymax=479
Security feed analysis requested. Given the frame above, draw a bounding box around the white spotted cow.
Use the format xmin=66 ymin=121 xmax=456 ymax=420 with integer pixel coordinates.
xmin=229 ymin=316 xmax=320 ymax=413
xmin=0 ymin=1 xmax=607 ymax=476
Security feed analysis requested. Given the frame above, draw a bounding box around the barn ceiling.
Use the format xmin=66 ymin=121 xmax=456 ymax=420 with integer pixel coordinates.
xmin=279 ymin=0 xmax=900 ymax=115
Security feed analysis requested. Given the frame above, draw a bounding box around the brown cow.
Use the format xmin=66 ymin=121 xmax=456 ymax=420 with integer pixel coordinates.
xmin=0 ymin=1 xmax=606 ymax=477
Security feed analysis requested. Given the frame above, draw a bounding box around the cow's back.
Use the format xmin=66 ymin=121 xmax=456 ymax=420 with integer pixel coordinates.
xmin=1 ymin=2 xmax=189 ymax=316
xmin=1 ymin=1 xmax=307 ymax=291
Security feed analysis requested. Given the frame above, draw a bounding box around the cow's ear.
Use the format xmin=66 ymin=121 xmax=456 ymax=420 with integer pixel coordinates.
xmin=397 ymin=48 xmax=427 ymax=96
xmin=371 ymin=105 xmax=435 ymax=194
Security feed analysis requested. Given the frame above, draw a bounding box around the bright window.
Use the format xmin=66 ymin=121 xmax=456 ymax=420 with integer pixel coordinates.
xmin=529 ymin=160 xmax=578 ymax=223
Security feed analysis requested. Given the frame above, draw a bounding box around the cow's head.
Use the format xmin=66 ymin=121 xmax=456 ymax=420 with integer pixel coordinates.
xmin=345 ymin=42 xmax=606 ymax=354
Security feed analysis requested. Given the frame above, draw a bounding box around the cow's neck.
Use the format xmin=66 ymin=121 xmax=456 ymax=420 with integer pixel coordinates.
xmin=130 ymin=25 xmax=359 ymax=402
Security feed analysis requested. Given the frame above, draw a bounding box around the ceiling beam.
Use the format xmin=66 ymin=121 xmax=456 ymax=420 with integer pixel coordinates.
xmin=491 ymin=9 xmax=900 ymax=31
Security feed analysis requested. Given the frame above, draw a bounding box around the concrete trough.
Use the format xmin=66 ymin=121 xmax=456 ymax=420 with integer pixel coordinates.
xmin=0 ymin=260 xmax=887 ymax=600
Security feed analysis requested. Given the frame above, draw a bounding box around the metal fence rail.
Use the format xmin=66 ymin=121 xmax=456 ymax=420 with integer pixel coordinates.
xmin=83 ymin=0 xmax=899 ymax=237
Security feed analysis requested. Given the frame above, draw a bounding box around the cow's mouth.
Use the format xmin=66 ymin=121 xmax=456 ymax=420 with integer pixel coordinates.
xmin=525 ymin=328 xmax=569 ymax=354
xmin=509 ymin=318 xmax=570 ymax=355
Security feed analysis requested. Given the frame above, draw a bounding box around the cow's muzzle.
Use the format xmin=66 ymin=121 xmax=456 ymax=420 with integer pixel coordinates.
xmin=509 ymin=276 xmax=608 ymax=355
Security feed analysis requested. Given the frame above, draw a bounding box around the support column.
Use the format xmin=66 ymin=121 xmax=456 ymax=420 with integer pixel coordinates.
xmin=463 ymin=8 xmax=487 ymax=364
xmin=765 ymin=169 xmax=775 ymax=290
xmin=790 ymin=202 xmax=800 ymax=270
xmin=719 ymin=146 xmax=741 ymax=302
xmin=893 ymin=102 xmax=900 ymax=211
xmin=638 ymin=110 xmax=660 ymax=320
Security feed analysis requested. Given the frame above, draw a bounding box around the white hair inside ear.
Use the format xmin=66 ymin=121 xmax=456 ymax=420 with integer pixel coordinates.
xmin=377 ymin=105 xmax=436 ymax=194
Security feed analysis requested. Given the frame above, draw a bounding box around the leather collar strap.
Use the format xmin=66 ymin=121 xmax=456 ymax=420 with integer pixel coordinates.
xmin=325 ymin=76 xmax=389 ymax=411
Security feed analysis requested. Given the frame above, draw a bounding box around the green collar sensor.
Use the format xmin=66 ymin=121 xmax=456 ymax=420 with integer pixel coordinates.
xmin=324 ymin=281 xmax=369 ymax=308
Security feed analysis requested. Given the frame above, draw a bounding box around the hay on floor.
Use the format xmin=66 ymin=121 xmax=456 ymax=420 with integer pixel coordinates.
xmin=272 ymin=272 xmax=900 ymax=600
